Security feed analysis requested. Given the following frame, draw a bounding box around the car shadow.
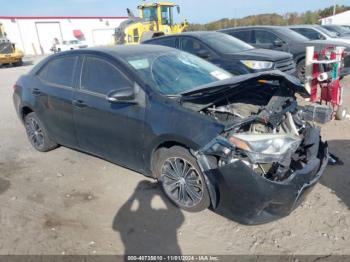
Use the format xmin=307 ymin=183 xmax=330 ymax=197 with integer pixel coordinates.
xmin=0 ymin=177 xmax=10 ymax=195
xmin=112 ymin=180 xmax=185 ymax=255
xmin=320 ymin=139 xmax=350 ymax=210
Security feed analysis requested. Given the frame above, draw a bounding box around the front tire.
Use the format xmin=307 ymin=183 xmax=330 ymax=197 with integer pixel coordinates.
xmin=24 ymin=112 xmax=58 ymax=152
xmin=154 ymin=146 xmax=210 ymax=212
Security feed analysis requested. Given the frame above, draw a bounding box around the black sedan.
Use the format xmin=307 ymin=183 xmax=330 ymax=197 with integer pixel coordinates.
xmin=143 ymin=31 xmax=296 ymax=76
xmin=13 ymin=45 xmax=328 ymax=224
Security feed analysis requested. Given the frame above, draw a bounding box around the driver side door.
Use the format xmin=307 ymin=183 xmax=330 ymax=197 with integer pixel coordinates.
xmin=73 ymin=55 xmax=146 ymax=172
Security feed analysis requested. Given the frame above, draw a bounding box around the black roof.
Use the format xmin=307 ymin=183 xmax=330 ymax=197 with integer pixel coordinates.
xmin=70 ymin=44 xmax=176 ymax=57
xmin=29 ymin=44 xmax=178 ymax=75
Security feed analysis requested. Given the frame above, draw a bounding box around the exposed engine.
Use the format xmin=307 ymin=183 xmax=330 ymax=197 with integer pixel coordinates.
xmin=199 ymin=84 xmax=317 ymax=182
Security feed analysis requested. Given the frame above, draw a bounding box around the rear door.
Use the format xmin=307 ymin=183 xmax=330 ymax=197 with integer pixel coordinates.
xmin=73 ymin=55 xmax=146 ymax=171
xmin=34 ymin=55 xmax=78 ymax=148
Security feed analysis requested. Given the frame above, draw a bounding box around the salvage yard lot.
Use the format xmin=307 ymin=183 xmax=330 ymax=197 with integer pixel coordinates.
xmin=0 ymin=56 xmax=350 ymax=255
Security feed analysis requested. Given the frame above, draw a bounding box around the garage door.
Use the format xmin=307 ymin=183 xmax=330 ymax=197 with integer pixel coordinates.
xmin=36 ymin=22 xmax=62 ymax=54
xmin=92 ymin=29 xmax=115 ymax=46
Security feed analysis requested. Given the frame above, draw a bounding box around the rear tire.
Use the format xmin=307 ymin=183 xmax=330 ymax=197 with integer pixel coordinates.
xmin=154 ymin=146 xmax=210 ymax=212
xmin=24 ymin=112 xmax=58 ymax=152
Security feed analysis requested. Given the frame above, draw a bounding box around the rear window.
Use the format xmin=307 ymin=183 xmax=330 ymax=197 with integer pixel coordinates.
xmin=38 ymin=56 xmax=77 ymax=87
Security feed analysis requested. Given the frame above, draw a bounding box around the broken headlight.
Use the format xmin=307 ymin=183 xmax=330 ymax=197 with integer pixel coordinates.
xmin=229 ymin=133 xmax=301 ymax=163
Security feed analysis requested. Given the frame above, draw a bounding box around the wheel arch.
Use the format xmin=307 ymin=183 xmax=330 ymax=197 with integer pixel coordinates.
xmin=20 ymin=105 xmax=34 ymax=122
xmin=145 ymin=135 xmax=201 ymax=178
xmin=148 ymin=136 xmax=219 ymax=210
xmin=295 ymin=55 xmax=305 ymax=65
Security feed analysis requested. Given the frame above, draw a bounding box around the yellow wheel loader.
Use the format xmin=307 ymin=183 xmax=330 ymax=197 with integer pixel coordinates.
xmin=0 ymin=23 xmax=24 ymax=67
xmin=115 ymin=2 xmax=188 ymax=45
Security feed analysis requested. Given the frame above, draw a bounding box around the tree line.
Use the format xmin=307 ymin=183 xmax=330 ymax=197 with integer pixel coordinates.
xmin=189 ymin=5 xmax=350 ymax=31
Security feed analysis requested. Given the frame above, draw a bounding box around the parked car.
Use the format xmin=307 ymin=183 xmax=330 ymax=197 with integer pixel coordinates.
xmin=220 ymin=26 xmax=350 ymax=81
xmin=288 ymin=25 xmax=350 ymax=44
xmin=143 ymin=31 xmax=296 ymax=75
xmin=322 ymin=24 xmax=350 ymax=37
xmin=13 ymin=45 xmax=328 ymax=224
xmin=55 ymin=40 xmax=88 ymax=52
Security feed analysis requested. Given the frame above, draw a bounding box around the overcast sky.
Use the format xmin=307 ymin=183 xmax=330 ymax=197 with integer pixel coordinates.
xmin=1 ymin=0 xmax=349 ymax=23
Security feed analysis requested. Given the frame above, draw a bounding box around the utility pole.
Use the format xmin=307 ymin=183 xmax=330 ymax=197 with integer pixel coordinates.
xmin=333 ymin=0 xmax=336 ymax=15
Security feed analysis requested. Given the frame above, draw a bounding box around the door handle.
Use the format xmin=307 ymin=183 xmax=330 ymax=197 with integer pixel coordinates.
xmin=32 ymin=88 xmax=41 ymax=96
xmin=73 ymin=99 xmax=87 ymax=108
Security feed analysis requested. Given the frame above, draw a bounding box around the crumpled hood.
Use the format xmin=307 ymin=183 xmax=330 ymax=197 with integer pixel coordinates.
xmin=180 ymin=70 xmax=309 ymax=105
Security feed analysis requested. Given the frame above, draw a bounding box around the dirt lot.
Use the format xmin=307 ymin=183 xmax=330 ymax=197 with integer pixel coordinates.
xmin=0 ymin=57 xmax=350 ymax=256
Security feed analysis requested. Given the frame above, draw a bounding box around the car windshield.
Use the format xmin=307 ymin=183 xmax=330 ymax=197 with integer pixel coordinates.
xmin=202 ymin=33 xmax=254 ymax=54
xmin=125 ymin=50 xmax=232 ymax=96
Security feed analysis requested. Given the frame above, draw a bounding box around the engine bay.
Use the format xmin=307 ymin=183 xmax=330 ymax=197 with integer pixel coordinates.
xmin=196 ymin=81 xmax=320 ymax=182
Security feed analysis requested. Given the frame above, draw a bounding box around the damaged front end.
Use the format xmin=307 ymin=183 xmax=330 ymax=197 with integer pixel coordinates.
xmin=182 ymin=71 xmax=329 ymax=224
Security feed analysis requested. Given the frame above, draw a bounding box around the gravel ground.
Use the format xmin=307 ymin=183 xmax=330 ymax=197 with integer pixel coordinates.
xmin=0 ymin=56 xmax=349 ymax=256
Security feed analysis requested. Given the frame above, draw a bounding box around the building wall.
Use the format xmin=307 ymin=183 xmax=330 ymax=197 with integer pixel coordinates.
xmin=320 ymin=10 xmax=350 ymax=25
xmin=0 ymin=17 xmax=127 ymax=55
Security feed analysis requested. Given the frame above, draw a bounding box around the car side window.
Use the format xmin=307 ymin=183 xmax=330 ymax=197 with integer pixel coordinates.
xmin=229 ymin=30 xmax=251 ymax=43
xmin=148 ymin=37 xmax=176 ymax=48
xmin=38 ymin=56 xmax=77 ymax=87
xmin=181 ymin=37 xmax=210 ymax=55
xmin=292 ymin=28 xmax=323 ymax=40
xmin=254 ymin=30 xmax=280 ymax=45
xmin=80 ymin=56 xmax=131 ymax=95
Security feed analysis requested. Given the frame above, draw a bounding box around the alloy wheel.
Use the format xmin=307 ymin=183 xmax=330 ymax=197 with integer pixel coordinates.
xmin=161 ymin=157 xmax=204 ymax=208
xmin=26 ymin=118 xmax=45 ymax=149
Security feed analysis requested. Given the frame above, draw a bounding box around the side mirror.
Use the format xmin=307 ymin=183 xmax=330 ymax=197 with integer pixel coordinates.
xmin=318 ymin=34 xmax=325 ymax=40
xmin=273 ymin=40 xmax=283 ymax=47
xmin=106 ymin=87 xmax=135 ymax=103
xmin=196 ymin=49 xmax=210 ymax=59
xmin=176 ymin=6 xmax=180 ymax=14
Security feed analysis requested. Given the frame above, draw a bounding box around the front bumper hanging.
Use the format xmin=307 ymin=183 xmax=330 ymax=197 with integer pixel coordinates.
xmin=200 ymin=138 xmax=328 ymax=225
